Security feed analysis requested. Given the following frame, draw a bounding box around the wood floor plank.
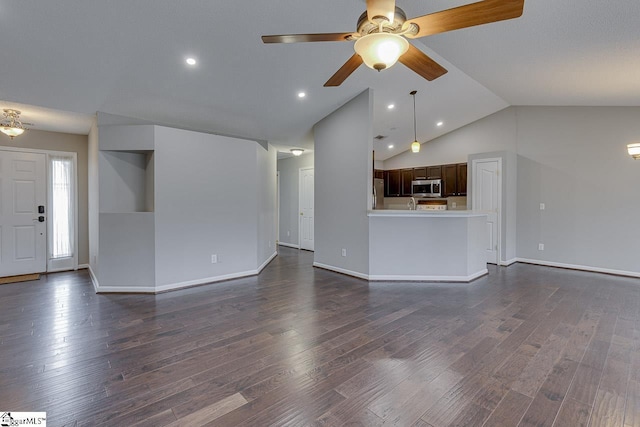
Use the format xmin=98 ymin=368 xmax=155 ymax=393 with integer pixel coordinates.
xmin=517 ymin=357 xmax=579 ymax=427
xmin=1 ymin=248 xmax=639 ymax=426
xmin=553 ymin=397 xmax=591 ymax=427
xmin=168 ymin=392 xmax=247 ymax=426
xmin=482 ymin=389 xmax=531 ymax=427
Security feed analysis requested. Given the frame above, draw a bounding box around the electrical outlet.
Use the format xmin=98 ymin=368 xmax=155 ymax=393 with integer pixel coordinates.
xmin=538 ymin=243 xmax=544 ymax=251
xmin=452 ymin=202 xmax=457 ymax=209
xmin=540 ymin=203 xmax=545 ymax=210
xmin=287 ymin=230 xmax=290 ymax=237
xmin=341 ymin=248 xmax=347 ymax=257
xmin=211 ymin=254 xmax=218 ymax=264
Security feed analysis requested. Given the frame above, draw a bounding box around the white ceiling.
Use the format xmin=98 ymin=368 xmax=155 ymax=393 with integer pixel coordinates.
xmin=1 ymin=0 xmax=638 ymax=160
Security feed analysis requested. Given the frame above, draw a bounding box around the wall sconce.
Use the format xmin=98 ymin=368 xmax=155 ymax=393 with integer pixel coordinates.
xmin=627 ymin=143 xmax=640 ymax=160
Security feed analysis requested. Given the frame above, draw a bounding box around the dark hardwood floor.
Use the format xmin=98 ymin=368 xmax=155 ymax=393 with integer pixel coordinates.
xmin=1 ymin=247 xmax=639 ymax=426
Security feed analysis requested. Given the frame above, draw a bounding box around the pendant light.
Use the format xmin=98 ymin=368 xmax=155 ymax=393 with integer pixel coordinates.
xmin=410 ymin=91 xmax=420 ymax=153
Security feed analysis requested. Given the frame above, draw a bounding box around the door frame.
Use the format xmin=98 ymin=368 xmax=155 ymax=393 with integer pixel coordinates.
xmin=0 ymin=146 xmax=79 ymax=272
xmin=471 ymin=157 xmax=502 ymax=265
xmin=298 ymin=166 xmax=314 ymax=251
xmin=276 ymin=170 xmax=280 ymax=248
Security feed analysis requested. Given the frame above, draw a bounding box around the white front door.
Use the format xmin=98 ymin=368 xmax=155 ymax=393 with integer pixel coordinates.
xmin=299 ymin=167 xmax=314 ymax=251
xmin=473 ymin=159 xmax=500 ymax=264
xmin=0 ymin=150 xmax=47 ymax=276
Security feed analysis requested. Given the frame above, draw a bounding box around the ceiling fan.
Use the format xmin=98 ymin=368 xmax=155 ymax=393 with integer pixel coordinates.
xmin=262 ymin=0 xmax=525 ymax=87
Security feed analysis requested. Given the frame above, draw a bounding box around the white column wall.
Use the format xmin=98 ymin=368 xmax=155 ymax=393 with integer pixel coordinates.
xmin=313 ymin=90 xmax=373 ymax=277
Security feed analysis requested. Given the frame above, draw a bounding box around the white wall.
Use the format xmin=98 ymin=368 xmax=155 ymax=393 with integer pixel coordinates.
xmin=314 ymin=89 xmax=373 ymax=276
xmin=99 ymin=151 xmax=151 ymax=213
xmin=383 ymin=106 xmax=640 ymax=276
xmin=153 ymin=126 xmax=260 ymax=288
xmin=515 ymin=107 xmax=640 ymax=274
xmin=256 ymin=144 xmax=277 ymax=267
xmin=384 ymin=107 xmax=517 ymax=170
xmin=92 ymin=122 xmax=277 ymax=292
xmin=88 ymin=119 xmax=99 ymax=275
xmin=277 ymin=153 xmax=314 ymax=247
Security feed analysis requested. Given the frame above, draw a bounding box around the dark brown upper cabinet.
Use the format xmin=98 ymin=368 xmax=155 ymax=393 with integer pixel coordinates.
xmin=401 ymin=169 xmax=414 ymax=196
xmin=413 ymin=167 xmax=427 ymax=180
xmin=385 ymin=170 xmax=401 ymax=197
xmin=442 ymin=163 xmax=468 ymax=197
xmin=426 ymin=166 xmax=442 ymax=180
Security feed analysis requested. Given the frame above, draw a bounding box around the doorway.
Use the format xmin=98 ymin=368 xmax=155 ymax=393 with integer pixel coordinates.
xmin=472 ymin=158 xmax=501 ymax=265
xmin=0 ymin=150 xmax=47 ymax=276
xmin=298 ymin=167 xmax=314 ymax=251
xmin=0 ymin=148 xmax=78 ymax=277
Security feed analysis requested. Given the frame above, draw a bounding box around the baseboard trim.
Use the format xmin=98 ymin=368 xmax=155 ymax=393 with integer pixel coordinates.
xmin=515 ymin=258 xmax=640 ymax=279
xmin=278 ymin=242 xmax=300 ymax=249
xmin=76 ymin=264 xmax=89 ymax=270
xmin=313 ymin=262 xmax=369 ymax=280
xmin=313 ymin=262 xmax=488 ymax=283
xmin=368 ymin=268 xmax=488 ymax=283
xmin=94 ymin=252 xmax=279 ymax=295
xmin=500 ymin=258 xmax=518 ymax=267
xmin=257 ymin=251 xmax=278 ymax=273
xmin=88 ymin=265 xmax=99 ymax=293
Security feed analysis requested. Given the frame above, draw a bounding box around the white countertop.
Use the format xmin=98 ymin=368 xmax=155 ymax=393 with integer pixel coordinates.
xmin=368 ymin=210 xmax=488 ymax=218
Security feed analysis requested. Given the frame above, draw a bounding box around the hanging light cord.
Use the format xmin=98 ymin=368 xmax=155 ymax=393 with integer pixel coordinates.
xmin=411 ymin=90 xmax=417 ymax=141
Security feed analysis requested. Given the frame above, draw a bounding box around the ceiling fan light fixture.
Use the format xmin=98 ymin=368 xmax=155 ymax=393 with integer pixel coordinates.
xmin=1 ymin=109 xmax=27 ymax=139
xmin=354 ymin=33 xmax=408 ymax=71
xmin=290 ymin=148 xmax=304 ymax=156
xmin=628 ymin=143 xmax=640 ymax=160
xmin=0 ymin=126 xmax=25 ymax=138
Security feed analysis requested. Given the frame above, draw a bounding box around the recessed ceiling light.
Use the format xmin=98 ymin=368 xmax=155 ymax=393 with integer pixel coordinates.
xmin=436 ymin=121 xmax=444 ymax=127
xmin=298 ymin=92 xmax=306 ymax=98
xmin=186 ymin=57 xmax=197 ymax=66
xmin=388 ymin=144 xmax=394 ymax=149
xmin=387 ymin=104 xmax=395 ymax=110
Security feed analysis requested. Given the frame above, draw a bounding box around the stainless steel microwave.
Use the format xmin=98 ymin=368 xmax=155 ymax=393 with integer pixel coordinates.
xmin=411 ymin=179 xmax=442 ymax=198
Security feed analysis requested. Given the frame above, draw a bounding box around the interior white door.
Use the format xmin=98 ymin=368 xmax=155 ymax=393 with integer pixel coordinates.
xmin=473 ymin=159 xmax=500 ymax=264
xmin=299 ymin=167 xmax=314 ymax=251
xmin=0 ymin=150 xmax=47 ymax=276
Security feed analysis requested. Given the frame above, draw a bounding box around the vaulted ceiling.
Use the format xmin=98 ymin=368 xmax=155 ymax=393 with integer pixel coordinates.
xmin=1 ymin=0 xmax=638 ymax=160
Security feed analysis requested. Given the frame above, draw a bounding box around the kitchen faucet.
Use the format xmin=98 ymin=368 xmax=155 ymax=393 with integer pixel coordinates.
xmin=408 ymin=197 xmax=416 ymax=210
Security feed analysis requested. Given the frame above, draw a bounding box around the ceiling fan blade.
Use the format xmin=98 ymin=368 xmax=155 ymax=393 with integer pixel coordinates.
xmin=405 ymin=0 xmax=525 ymax=38
xmin=367 ymin=0 xmax=396 ymax=23
xmin=262 ymin=33 xmax=355 ymax=44
xmin=324 ymin=54 xmax=363 ymax=87
xmin=398 ymin=44 xmax=448 ymax=81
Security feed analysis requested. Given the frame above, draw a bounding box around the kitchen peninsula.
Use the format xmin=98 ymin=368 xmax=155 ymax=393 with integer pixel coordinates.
xmin=368 ymin=209 xmax=488 ymax=282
